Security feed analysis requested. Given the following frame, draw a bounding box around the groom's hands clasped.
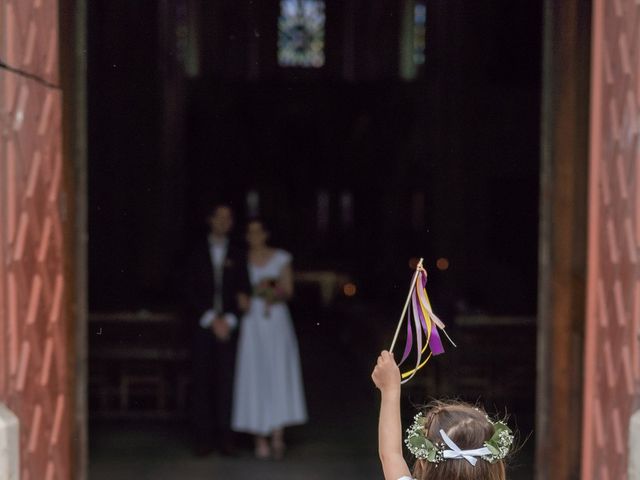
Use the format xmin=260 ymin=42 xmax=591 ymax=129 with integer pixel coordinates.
xmin=212 ymin=316 xmax=231 ymax=341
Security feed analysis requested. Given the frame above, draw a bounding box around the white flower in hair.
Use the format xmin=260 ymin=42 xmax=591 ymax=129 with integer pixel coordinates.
xmin=404 ymin=412 xmax=513 ymax=465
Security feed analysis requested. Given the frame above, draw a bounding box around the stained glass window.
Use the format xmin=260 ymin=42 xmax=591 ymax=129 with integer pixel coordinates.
xmin=413 ymin=2 xmax=426 ymax=65
xmin=278 ymin=0 xmax=326 ymax=68
xmin=400 ymin=1 xmax=427 ymax=79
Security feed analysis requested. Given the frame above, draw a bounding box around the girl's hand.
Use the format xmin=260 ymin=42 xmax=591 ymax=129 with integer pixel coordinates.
xmin=371 ymin=350 xmax=401 ymax=392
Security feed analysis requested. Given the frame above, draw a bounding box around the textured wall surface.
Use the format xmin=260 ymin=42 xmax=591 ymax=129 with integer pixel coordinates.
xmin=582 ymin=0 xmax=640 ymax=479
xmin=0 ymin=0 xmax=72 ymax=479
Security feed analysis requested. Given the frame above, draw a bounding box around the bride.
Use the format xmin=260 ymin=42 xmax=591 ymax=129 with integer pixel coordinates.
xmin=231 ymin=218 xmax=308 ymax=459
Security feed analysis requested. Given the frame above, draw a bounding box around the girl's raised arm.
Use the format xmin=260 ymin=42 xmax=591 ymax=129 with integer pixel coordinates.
xmin=372 ymin=351 xmax=412 ymax=480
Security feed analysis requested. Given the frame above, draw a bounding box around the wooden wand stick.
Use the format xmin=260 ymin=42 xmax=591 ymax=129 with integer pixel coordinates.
xmin=389 ymin=257 xmax=424 ymax=353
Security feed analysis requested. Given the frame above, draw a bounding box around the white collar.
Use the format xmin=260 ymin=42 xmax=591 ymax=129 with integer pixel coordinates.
xmin=208 ymin=235 xmax=228 ymax=248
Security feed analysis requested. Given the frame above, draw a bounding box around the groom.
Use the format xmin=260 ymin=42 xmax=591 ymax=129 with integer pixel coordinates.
xmin=183 ymin=203 xmax=251 ymax=456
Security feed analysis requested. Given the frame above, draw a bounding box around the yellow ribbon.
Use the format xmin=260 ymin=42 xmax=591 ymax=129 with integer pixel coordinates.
xmin=400 ymin=272 xmax=435 ymax=380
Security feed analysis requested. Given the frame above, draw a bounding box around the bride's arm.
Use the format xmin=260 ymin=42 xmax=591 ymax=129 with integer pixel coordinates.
xmin=278 ymin=263 xmax=294 ymax=301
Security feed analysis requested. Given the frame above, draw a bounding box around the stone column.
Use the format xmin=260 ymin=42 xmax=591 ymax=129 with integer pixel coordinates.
xmin=0 ymin=404 xmax=19 ymax=480
xmin=631 ymin=410 xmax=640 ymax=480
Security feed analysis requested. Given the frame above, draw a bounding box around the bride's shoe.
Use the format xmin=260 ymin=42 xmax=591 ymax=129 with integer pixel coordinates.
xmin=271 ymin=439 xmax=286 ymax=460
xmin=255 ymin=439 xmax=271 ymax=460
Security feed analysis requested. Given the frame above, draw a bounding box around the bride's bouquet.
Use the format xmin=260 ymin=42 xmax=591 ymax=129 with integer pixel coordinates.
xmin=254 ymin=278 xmax=286 ymax=317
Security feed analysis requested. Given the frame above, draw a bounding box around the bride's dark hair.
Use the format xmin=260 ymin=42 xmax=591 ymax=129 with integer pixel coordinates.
xmin=247 ymin=216 xmax=268 ymax=230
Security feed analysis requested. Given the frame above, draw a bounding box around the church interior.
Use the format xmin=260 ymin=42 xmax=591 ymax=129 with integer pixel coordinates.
xmin=86 ymin=1 xmax=541 ymax=478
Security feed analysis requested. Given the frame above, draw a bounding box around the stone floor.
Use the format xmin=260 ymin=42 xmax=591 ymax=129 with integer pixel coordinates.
xmin=89 ymin=423 xmax=380 ymax=480
xmin=90 ymin=422 xmax=533 ymax=480
xmin=89 ymin=305 xmax=534 ymax=479
xmin=89 ymin=324 xmax=383 ymax=480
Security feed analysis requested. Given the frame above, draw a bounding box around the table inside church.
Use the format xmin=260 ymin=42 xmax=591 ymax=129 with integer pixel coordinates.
xmin=448 ymin=314 xmax=536 ymax=398
xmin=294 ymin=270 xmax=352 ymax=307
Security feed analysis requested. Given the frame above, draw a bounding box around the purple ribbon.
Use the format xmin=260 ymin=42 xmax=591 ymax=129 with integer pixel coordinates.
xmin=427 ymin=318 xmax=445 ymax=355
xmin=399 ymin=306 xmax=413 ymax=366
xmin=398 ymin=271 xmax=446 ymax=377
xmin=415 ymin=273 xmax=445 ymax=355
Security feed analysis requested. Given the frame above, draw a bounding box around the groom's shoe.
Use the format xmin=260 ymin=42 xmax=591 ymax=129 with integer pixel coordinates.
xmin=219 ymin=443 xmax=238 ymax=457
xmin=218 ymin=430 xmax=238 ymax=457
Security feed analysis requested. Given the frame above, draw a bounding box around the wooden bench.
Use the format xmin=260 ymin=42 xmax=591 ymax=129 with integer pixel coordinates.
xmin=89 ymin=311 xmax=190 ymax=419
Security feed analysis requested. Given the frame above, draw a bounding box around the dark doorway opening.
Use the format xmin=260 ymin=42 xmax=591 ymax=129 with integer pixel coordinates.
xmin=86 ymin=1 xmax=542 ymax=479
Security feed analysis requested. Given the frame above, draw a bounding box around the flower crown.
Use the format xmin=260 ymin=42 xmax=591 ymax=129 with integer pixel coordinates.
xmin=404 ymin=412 xmax=513 ymax=465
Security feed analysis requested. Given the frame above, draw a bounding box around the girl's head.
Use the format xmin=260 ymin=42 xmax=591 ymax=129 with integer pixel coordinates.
xmin=409 ymin=401 xmax=511 ymax=480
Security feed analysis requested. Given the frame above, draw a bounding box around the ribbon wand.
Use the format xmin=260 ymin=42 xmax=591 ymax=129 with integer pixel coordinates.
xmin=389 ymin=257 xmax=424 ymax=353
xmin=388 ymin=257 xmax=456 ymax=383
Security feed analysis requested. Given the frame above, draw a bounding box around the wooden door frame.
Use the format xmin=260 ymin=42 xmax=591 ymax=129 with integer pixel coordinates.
xmin=536 ymin=0 xmax=591 ymax=479
xmin=59 ymin=1 xmax=88 ymax=479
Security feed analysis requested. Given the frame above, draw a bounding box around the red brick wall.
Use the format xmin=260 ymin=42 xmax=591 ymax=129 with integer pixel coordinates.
xmin=0 ymin=1 xmax=72 ymax=479
xmin=582 ymin=0 xmax=640 ymax=478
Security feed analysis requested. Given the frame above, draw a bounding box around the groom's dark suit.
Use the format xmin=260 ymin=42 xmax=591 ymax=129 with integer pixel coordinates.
xmin=183 ymin=237 xmax=251 ymax=452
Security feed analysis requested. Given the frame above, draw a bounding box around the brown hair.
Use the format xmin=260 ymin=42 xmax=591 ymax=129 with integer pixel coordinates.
xmin=411 ymin=401 xmax=507 ymax=480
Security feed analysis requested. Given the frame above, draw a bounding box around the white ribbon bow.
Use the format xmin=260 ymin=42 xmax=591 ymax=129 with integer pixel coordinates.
xmin=439 ymin=429 xmax=492 ymax=466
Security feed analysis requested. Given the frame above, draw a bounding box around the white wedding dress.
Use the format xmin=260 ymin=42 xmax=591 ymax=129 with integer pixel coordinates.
xmin=231 ymin=249 xmax=308 ymax=435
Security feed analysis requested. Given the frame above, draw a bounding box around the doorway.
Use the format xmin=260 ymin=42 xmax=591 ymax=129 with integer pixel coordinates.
xmin=85 ymin=1 xmax=542 ymax=479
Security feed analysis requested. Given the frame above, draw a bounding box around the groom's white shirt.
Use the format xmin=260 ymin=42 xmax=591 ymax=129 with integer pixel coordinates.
xmin=199 ymin=236 xmax=238 ymax=329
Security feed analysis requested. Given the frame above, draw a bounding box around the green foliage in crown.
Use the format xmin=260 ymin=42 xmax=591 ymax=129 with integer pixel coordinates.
xmin=404 ymin=412 xmax=513 ymax=464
